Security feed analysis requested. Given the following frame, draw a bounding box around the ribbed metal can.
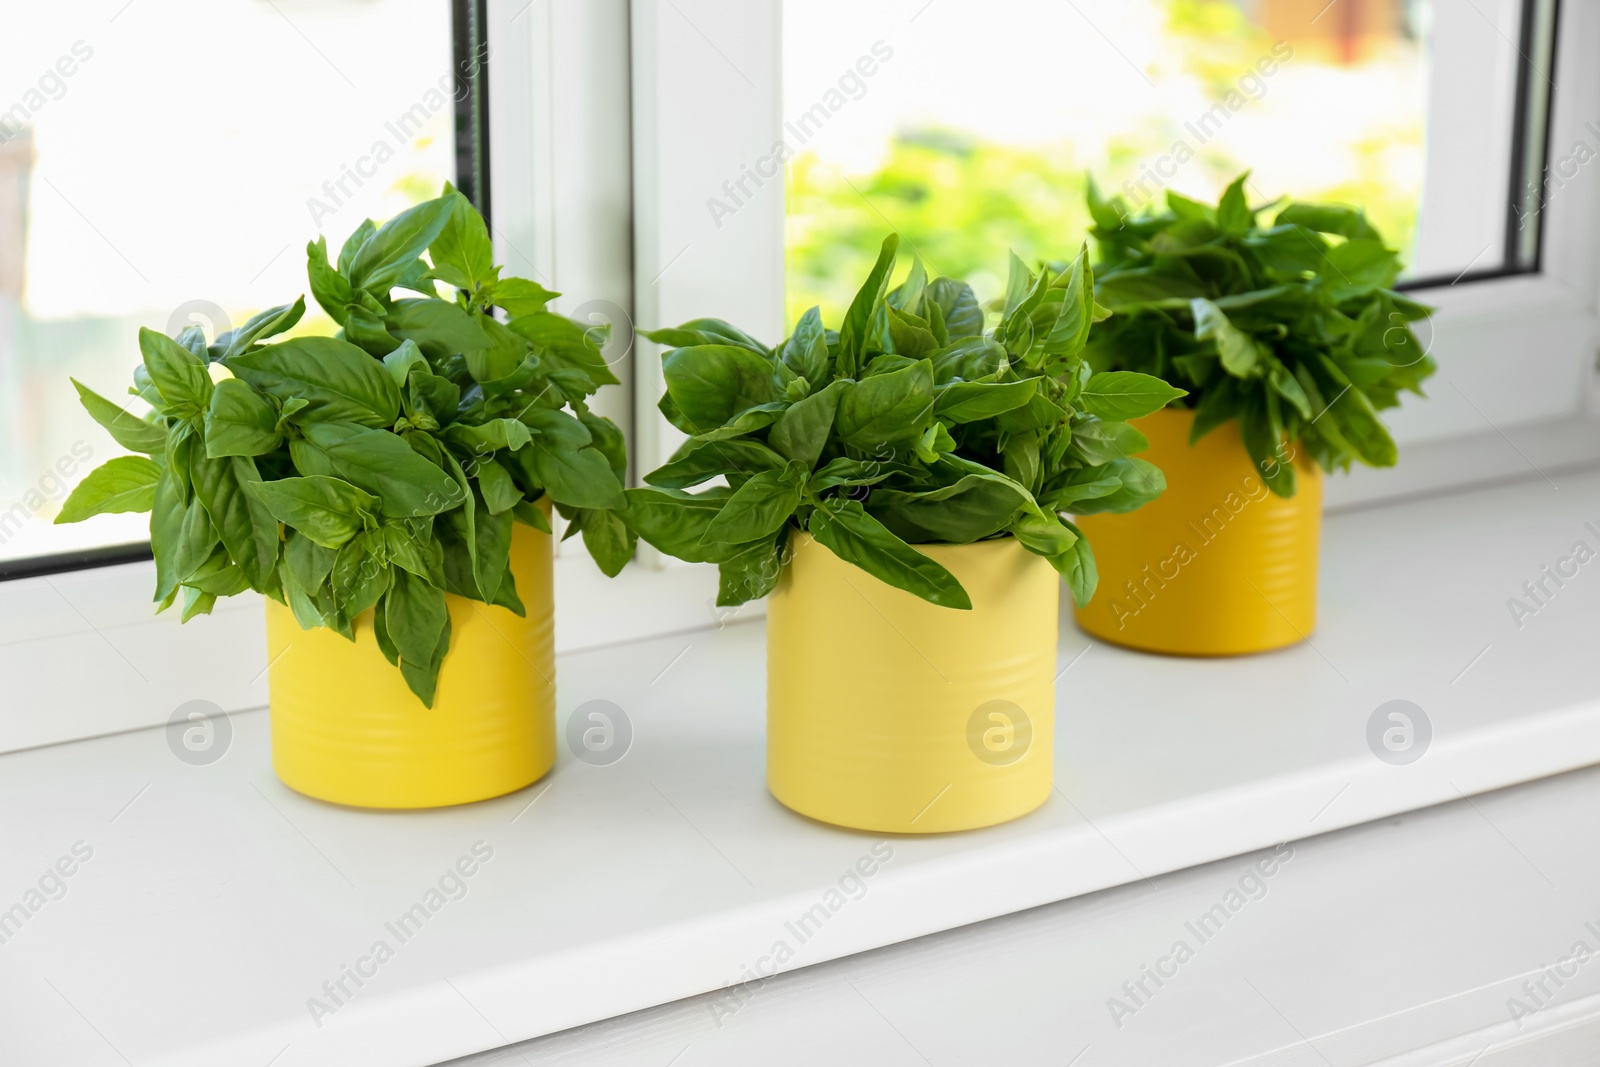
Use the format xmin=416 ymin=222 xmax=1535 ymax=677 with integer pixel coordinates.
xmin=266 ymin=518 xmax=555 ymax=808
xmin=767 ymin=533 xmax=1057 ymax=833
xmin=1073 ymin=407 xmax=1322 ymax=656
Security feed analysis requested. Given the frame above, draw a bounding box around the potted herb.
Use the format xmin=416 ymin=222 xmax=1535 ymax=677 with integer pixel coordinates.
xmin=1073 ymin=173 xmax=1436 ymax=655
xmin=627 ymin=235 xmax=1180 ymax=832
xmin=58 ymin=185 xmax=633 ymax=808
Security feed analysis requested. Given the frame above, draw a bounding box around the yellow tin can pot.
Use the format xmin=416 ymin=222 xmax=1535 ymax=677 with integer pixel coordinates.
xmin=766 ymin=532 xmax=1057 ymax=834
xmin=1072 ymin=407 xmax=1321 ymax=656
xmin=265 ymin=519 xmax=556 ymax=809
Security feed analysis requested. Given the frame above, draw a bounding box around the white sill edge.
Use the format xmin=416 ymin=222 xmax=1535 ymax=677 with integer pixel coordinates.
xmin=2 ymin=469 xmax=1599 ymax=1067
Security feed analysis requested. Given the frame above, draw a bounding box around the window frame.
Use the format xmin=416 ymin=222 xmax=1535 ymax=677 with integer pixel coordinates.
xmin=0 ymin=0 xmax=724 ymax=757
xmin=0 ymin=0 xmax=497 ymax=585
xmin=3 ymin=0 xmax=1598 ymax=756
xmin=628 ymin=0 xmax=1600 ymax=508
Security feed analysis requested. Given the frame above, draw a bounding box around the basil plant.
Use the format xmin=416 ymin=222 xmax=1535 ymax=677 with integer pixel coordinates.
xmin=626 ymin=235 xmax=1184 ymax=610
xmin=1083 ymin=172 xmax=1437 ymax=496
xmin=59 ymin=185 xmax=632 ymax=705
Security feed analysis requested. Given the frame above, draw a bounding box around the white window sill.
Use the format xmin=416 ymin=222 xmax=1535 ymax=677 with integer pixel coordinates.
xmin=452 ymin=764 xmax=1600 ymax=1066
xmin=4 ymin=468 xmax=1599 ymax=1067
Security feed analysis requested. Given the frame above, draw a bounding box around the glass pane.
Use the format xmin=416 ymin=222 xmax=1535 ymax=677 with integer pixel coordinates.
xmin=784 ymin=0 xmax=1539 ymax=324
xmin=0 ymin=0 xmax=456 ymax=565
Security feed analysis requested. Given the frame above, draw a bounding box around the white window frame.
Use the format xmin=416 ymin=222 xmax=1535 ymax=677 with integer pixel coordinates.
xmin=0 ymin=0 xmax=730 ymax=755
xmin=3 ymin=0 xmax=1597 ymax=755
xmin=629 ymin=0 xmax=1600 ymax=507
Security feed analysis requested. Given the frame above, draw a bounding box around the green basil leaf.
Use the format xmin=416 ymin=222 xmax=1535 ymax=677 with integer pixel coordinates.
xmin=513 ymin=404 xmax=579 ymax=448
xmin=1063 ymin=458 xmax=1167 ymax=515
xmin=1309 ymin=355 xmax=1397 ymax=467
xmin=685 ymin=403 xmax=788 ymax=445
xmin=512 ymin=498 xmax=552 ymax=532
xmin=781 ymin=305 xmax=830 ymax=384
xmin=184 ymin=545 xmax=252 ymax=597
xmin=1012 ymin=510 xmax=1079 ymax=558
xmin=189 ymin=454 xmax=278 ymax=589
xmin=645 ymin=438 xmax=786 ymax=489
xmin=381 ymin=570 xmax=450 ymax=707
xmin=523 ymin=439 xmax=625 ymax=510
xmin=387 ymin=298 xmax=491 ymax=360
xmin=1041 ymin=248 xmax=1097 ymax=357
xmin=1067 ymin=416 xmax=1149 ymax=465
xmin=1275 ymin=201 xmax=1379 ymax=240
xmin=72 ymin=379 xmax=168 ymax=454
xmin=149 ymin=468 xmax=187 ymax=602
xmin=620 ymin=486 xmax=735 ymax=564
xmin=338 ymin=220 xmax=377 ymax=275
xmin=174 ymin=494 xmax=219 ymax=593
xmin=579 ymin=507 xmax=636 ymax=578
xmin=837 ymin=234 xmax=899 ymax=376
xmin=487 ymin=276 xmax=559 ymax=316
xmin=808 ymin=457 xmax=893 ymax=493
xmin=1189 ymin=376 xmax=1241 ymax=442
xmin=1086 ymin=174 xmax=1127 ymax=231
xmin=1269 ymin=361 xmax=1314 ymax=420
xmin=869 ymin=473 xmax=1027 ymax=544
xmin=836 ymin=359 xmax=934 ymax=450
xmin=461 ymin=314 xmax=530 ymax=383
xmin=138 ymin=327 xmax=213 ymax=418
xmin=885 ymin=304 xmax=938 ymax=359
xmin=660 ymin=344 xmax=783 ymax=431
xmin=204 ymin=378 xmax=283 ymax=458
xmin=1239 ymin=393 xmax=1297 ymax=497
xmin=477 ymin=458 xmax=522 ymax=515
xmin=383 ymin=339 xmax=429 ymax=385
xmin=507 ymin=311 xmax=619 ymax=389
xmin=928 ymin=277 xmax=984 ymax=340
xmin=342 ymin=303 xmax=401 ymax=357
xmin=808 ymin=497 xmax=970 ymax=610
xmin=290 ymin=422 xmax=467 ymax=517
xmin=1190 ymin=298 xmax=1258 ymax=378
xmin=249 ymin=474 xmax=377 ymax=548
xmin=329 ymin=533 xmax=391 ymax=620
xmin=1051 ymin=520 xmax=1098 ymax=608
xmin=55 ymin=456 xmax=160 ymax=523
xmin=1216 ymin=172 xmax=1253 ymax=235
xmin=916 ymin=420 xmax=956 ymax=465
xmin=221 ymin=297 xmax=307 ymax=359
xmin=227 ymin=336 xmax=401 ymax=428
xmin=767 ymin=379 xmax=843 ymax=468
xmin=701 ymin=465 xmax=804 ymax=547
xmin=283 ymin=531 xmax=337 ymax=595
xmin=347 ymin=196 xmax=455 ymax=294
xmin=1078 ymin=371 xmax=1187 ymax=421
xmin=180 ymin=586 xmax=218 ymax=622
xmin=306 ymin=237 xmax=353 ymax=325
xmin=1325 ymin=239 xmax=1401 ymax=301
xmin=644 ymin=317 xmax=771 ymax=354
xmin=444 ymin=418 xmax=533 ymax=455
xmin=715 ymin=535 xmax=783 ymax=606
xmin=437 ymin=471 xmax=502 ymax=605
xmin=575 ymin=408 xmax=628 ymax=482
xmin=936 ymin=454 xmax=1047 ymax=519
xmin=1039 ymin=467 xmax=1123 ymax=512
xmin=933 ymin=379 xmax=1037 ymax=423
xmin=427 ymin=182 xmax=495 ymax=291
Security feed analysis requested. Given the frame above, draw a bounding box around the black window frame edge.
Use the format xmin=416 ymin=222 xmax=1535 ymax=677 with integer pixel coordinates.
xmin=1399 ymin=0 xmax=1561 ymax=292
xmin=0 ymin=1 xmax=494 ymax=584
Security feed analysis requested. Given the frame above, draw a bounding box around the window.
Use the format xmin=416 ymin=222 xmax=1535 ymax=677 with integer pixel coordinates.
xmin=631 ymin=0 xmax=1596 ymax=507
xmin=0 ymin=0 xmax=474 ymax=572
xmin=4 ymin=0 xmax=1598 ymax=753
xmin=781 ymin=0 xmax=1560 ymax=322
